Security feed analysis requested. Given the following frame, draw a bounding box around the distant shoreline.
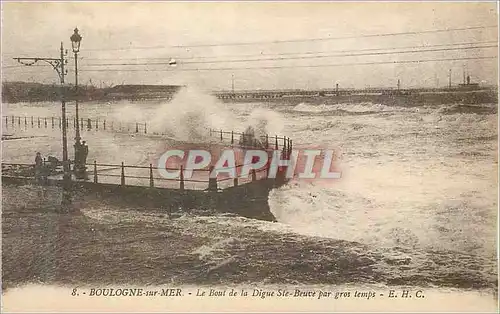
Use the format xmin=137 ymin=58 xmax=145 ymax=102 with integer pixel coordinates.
xmin=2 ymin=81 xmax=497 ymax=105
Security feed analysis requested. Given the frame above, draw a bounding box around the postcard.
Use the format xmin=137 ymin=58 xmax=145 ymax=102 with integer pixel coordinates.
xmin=1 ymin=1 xmax=498 ymax=312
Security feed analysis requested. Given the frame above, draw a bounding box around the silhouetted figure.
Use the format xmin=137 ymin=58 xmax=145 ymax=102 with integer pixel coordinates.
xmin=35 ymin=152 xmax=42 ymax=167
xmin=76 ymin=141 xmax=89 ymax=180
xmin=74 ymin=140 xmax=82 ymax=179
xmin=81 ymin=141 xmax=88 ymax=165
xmin=240 ymin=126 xmax=264 ymax=148
xmin=35 ymin=152 xmax=43 ymax=181
xmin=47 ymin=156 xmax=61 ymax=168
xmin=73 ymin=140 xmax=88 ymax=179
xmin=74 ymin=140 xmax=82 ymax=171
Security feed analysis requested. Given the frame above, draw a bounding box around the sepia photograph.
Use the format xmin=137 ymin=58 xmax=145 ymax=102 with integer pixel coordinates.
xmin=1 ymin=1 xmax=498 ymax=312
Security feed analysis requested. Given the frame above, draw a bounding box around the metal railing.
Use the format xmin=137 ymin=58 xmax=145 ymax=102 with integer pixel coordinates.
xmin=2 ymin=115 xmax=292 ymax=155
xmin=2 ymin=126 xmax=293 ymax=190
xmin=2 ymin=159 xmax=272 ymax=191
xmin=2 ymin=115 xmax=148 ymax=134
xmin=209 ymin=128 xmax=292 ymax=155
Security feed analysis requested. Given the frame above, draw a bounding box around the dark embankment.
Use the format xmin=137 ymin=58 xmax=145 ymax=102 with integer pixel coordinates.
xmin=3 ymin=81 xmax=497 ymax=106
xmin=2 ymin=82 xmax=182 ymax=103
xmin=221 ymin=89 xmax=498 ymax=107
xmin=1 ymin=176 xmax=277 ymax=222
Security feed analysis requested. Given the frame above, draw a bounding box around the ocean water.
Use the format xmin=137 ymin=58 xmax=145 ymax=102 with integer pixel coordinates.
xmin=2 ymin=88 xmax=498 ymax=290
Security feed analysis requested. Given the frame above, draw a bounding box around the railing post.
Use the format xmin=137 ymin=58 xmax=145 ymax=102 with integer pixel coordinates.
xmin=220 ymin=129 xmax=223 ymax=141
xmin=73 ymin=117 xmax=76 ymax=128
xmin=121 ymin=162 xmax=125 ymax=186
xmin=58 ymin=117 xmax=60 ymax=128
xmin=266 ymin=134 xmax=269 ymax=149
xmin=37 ymin=117 xmax=40 ymax=128
xmin=289 ymin=139 xmax=293 ymax=155
xmin=81 ymin=118 xmax=84 ymax=130
xmin=209 ymin=128 xmax=212 ymax=137
xmin=135 ymin=122 xmax=139 ymax=133
xmin=144 ymin=123 xmax=147 ymax=134
xmin=282 ymin=136 xmax=287 ymax=157
xmin=18 ymin=116 xmax=20 ymax=126
xmin=31 ymin=116 xmax=34 ymax=127
xmin=66 ymin=117 xmax=69 ymax=127
xmin=180 ymin=165 xmax=185 ymax=190
xmin=103 ymin=120 xmax=106 ymax=130
xmin=149 ymin=163 xmax=154 ymax=187
xmin=87 ymin=118 xmax=92 ymax=130
xmin=275 ymin=135 xmax=278 ymax=150
xmin=231 ymin=131 xmax=234 ymax=144
xmin=51 ymin=117 xmax=54 ymax=128
xmin=11 ymin=116 xmax=14 ymax=126
xmin=5 ymin=116 xmax=7 ymax=127
xmin=266 ymin=159 xmax=271 ymax=178
xmin=96 ymin=118 xmax=99 ymax=130
xmin=252 ymin=169 xmax=257 ymax=181
xmin=208 ymin=166 xmax=217 ymax=191
xmin=24 ymin=116 xmax=27 ymax=128
xmin=44 ymin=117 xmax=47 ymax=128
xmin=93 ymin=160 xmax=98 ymax=183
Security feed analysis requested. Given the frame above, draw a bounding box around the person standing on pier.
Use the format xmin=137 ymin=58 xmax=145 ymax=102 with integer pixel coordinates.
xmin=73 ymin=140 xmax=89 ymax=179
xmin=35 ymin=152 xmax=43 ymax=182
xmin=81 ymin=141 xmax=88 ymax=164
xmin=74 ymin=140 xmax=82 ymax=177
xmin=81 ymin=141 xmax=89 ymax=179
xmin=35 ymin=152 xmax=43 ymax=167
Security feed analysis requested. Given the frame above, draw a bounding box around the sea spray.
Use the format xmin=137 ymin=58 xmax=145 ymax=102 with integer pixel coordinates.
xmin=111 ymin=87 xmax=237 ymax=142
xmin=110 ymin=89 xmax=288 ymax=143
xmin=267 ymin=179 xmax=423 ymax=249
xmin=292 ymin=102 xmax=405 ymax=113
xmin=111 ymin=102 xmax=147 ymax=124
xmin=149 ymin=87 xmax=237 ymax=141
xmin=246 ymin=108 xmax=285 ymax=138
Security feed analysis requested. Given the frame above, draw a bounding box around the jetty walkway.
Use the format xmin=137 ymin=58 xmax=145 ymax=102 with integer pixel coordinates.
xmin=2 ymin=114 xmax=293 ymax=192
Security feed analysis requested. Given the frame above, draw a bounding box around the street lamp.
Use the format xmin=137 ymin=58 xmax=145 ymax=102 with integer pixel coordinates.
xmin=70 ymin=28 xmax=81 ymax=143
xmin=70 ymin=27 xmax=87 ymax=179
xmin=71 ymin=28 xmax=82 ymax=53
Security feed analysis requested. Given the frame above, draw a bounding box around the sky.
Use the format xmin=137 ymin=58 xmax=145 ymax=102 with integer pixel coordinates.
xmin=1 ymin=1 xmax=498 ymax=91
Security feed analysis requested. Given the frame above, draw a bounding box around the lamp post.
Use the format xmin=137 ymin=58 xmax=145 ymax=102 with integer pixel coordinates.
xmin=70 ymin=28 xmax=86 ymax=179
xmin=13 ymin=43 xmax=71 ymax=205
xmin=71 ymin=28 xmax=82 ymax=143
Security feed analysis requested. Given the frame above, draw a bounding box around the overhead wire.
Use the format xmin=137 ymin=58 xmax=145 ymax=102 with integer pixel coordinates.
xmin=77 ymin=40 xmax=499 ymax=61
xmin=83 ymin=25 xmax=498 ymax=51
xmin=81 ymin=45 xmax=498 ymax=67
xmin=4 ymin=25 xmax=497 ymax=77
xmin=78 ymin=56 xmax=497 ymax=72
